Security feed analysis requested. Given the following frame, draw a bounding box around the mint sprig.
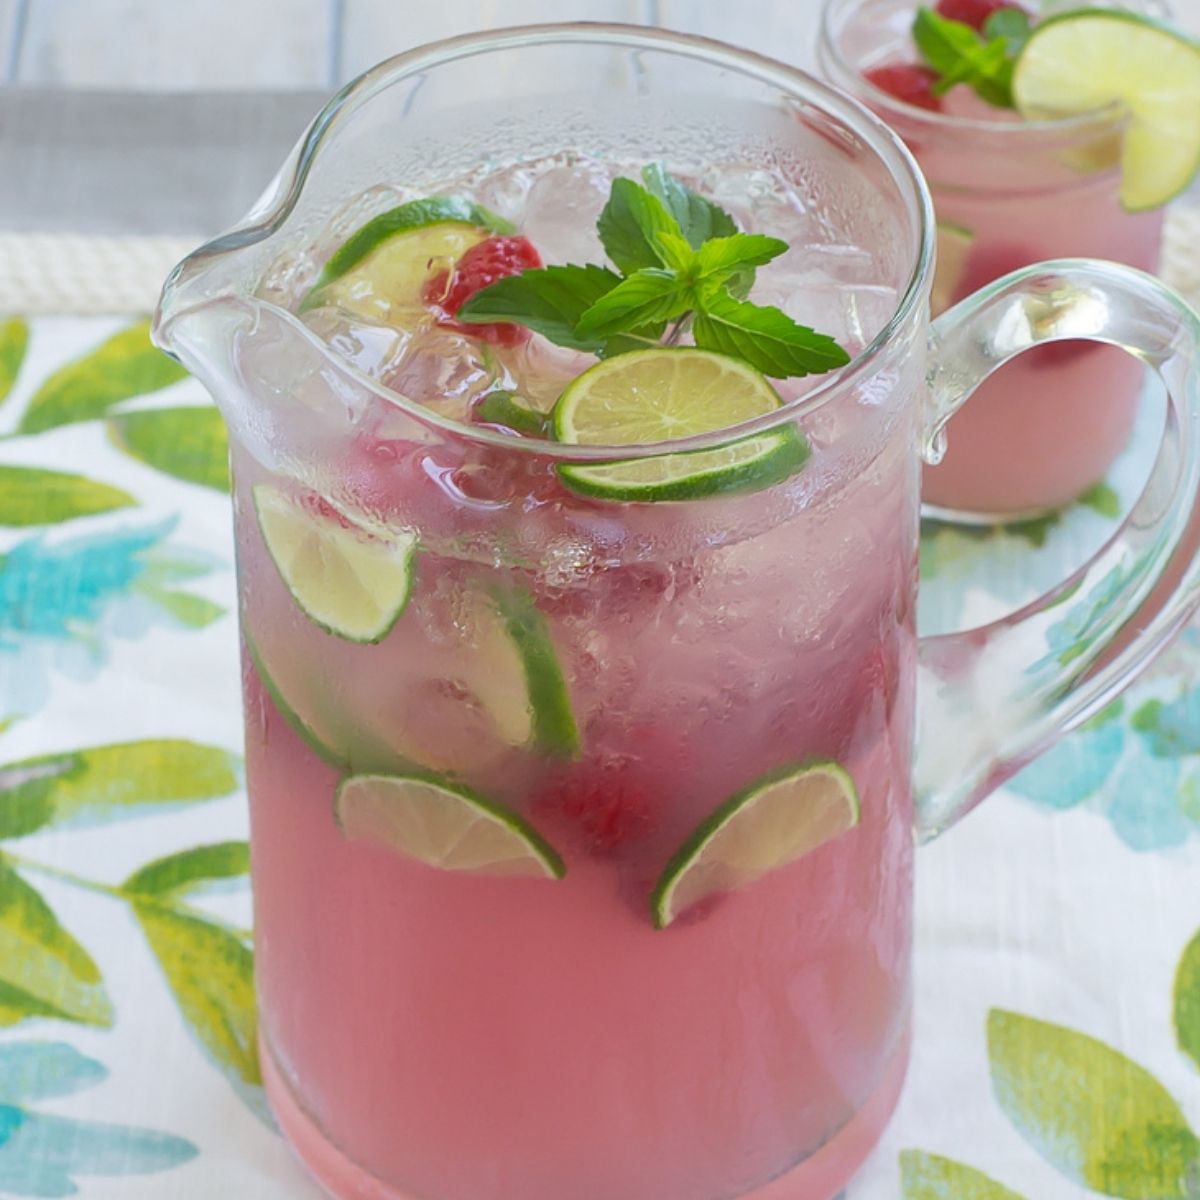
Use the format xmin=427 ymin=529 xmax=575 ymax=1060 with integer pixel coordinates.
xmin=457 ymin=167 xmax=850 ymax=380
xmin=912 ymin=6 xmax=1030 ymax=108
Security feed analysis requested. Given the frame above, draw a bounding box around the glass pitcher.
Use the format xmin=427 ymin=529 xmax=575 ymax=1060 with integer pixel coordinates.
xmin=152 ymin=25 xmax=1200 ymax=1200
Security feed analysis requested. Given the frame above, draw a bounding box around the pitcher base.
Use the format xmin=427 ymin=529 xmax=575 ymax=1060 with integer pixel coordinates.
xmin=262 ymin=1029 xmax=910 ymax=1200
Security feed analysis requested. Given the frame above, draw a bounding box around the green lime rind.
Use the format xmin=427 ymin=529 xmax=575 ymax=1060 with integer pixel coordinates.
xmin=244 ymin=635 xmax=346 ymax=769
xmin=334 ymin=770 xmax=566 ymax=880
xmin=558 ymin=427 xmax=810 ymax=503
xmin=1012 ymin=9 xmax=1200 ymax=211
xmin=651 ymin=759 xmax=860 ymax=930
xmin=304 ymin=196 xmax=514 ymax=302
xmin=475 ymin=390 xmax=552 ymax=437
xmin=253 ymin=484 xmax=418 ymax=645
xmin=245 ymin=635 xmax=424 ymax=775
xmin=490 ymin=585 xmax=580 ymax=759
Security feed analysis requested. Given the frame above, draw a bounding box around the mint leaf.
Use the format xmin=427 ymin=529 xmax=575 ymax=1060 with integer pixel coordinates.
xmin=652 ymin=230 xmax=697 ymax=274
xmin=912 ymin=8 xmax=1016 ymax=108
xmin=457 ymin=264 xmax=621 ymax=351
xmin=984 ymin=6 xmax=1031 ymax=54
xmin=697 ymin=235 xmax=788 ymax=284
xmin=575 ymin=269 xmax=690 ymax=338
xmin=596 ymin=179 xmax=684 ymax=275
xmin=693 ymin=289 xmax=850 ymax=378
xmin=641 ymin=164 xmax=738 ymax=249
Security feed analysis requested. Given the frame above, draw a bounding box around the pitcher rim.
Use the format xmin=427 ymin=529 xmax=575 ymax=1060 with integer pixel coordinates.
xmin=156 ymin=22 xmax=937 ymax=459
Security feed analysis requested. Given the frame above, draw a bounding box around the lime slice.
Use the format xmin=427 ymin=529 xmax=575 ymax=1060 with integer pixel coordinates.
xmin=1012 ymin=11 xmax=1200 ymax=211
xmin=335 ymin=772 xmax=565 ymax=879
xmin=253 ymin=484 xmax=417 ymax=643
xmin=651 ymin=760 xmax=860 ymax=929
xmin=552 ymin=348 xmax=809 ymax=502
xmin=489 ymin=585 xmax=579 ymax=757
xmin=931 ymin=220 xmax=975 ymax=315
xmin=303 ymin=196 xmax=512 ymax=316
xmin=475 ymin=390 xmax=551 ymax=437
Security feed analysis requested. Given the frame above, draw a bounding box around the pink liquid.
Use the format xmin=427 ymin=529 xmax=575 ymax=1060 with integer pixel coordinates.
xmin=238 ymin=418 xmax=919 ymax=1199
xmin=918 ymin=92 xmax=1164 ymax=514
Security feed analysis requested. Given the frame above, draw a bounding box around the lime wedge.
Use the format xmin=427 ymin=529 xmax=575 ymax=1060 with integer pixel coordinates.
xmin=489 ymin=585 xmax=579 ymax=757
xmin=931 ymin=220 xmax=975 ymax=315
xmin=335 ymin=772 xmax=565 ymax=879
xmin=552 ymin=348 xmax=809 ymax=502
xmin=253 ymin=485 xmax=417 ymax=643
xmin=1012 ymin=11 xmax=1200 ymax=211
xmin=652 ymin=760 xmax=860 ymax=929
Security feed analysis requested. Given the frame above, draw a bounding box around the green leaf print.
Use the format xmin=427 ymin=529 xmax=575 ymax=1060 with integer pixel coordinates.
xmin=124 ymin=842 xmax=250 ymax=899
xmin=1080 ymin=481 xmax=1122 ymax=518
xmin=138 ymin=586 xmax=226 ymax=629
xmin=0 ymin=464 xmax=135 ymax=526
xmin=0 ymin=863 xmax=112 ymax=1027
xmin=18 ymin=320 xmax=187 ymax=435
xmin=0 ymin=739 xmax=240 ymax=840
xmin=1176 ymin=928 xmax=1200 ymax=1073
xmin=900 ymin=1150 xmax=1028 ymax=1199
xmin=987 ymin=1009 xmax=1200 ymax=1198
xmin=107 ymin=405 xmax=231 ymax=492
xmin=132 ymin=903 xmax=263 ymax=1114
xmin=0 ymin=320 xmax=29 ymax=406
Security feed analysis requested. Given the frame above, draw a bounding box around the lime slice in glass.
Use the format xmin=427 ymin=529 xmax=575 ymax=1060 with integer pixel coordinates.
xmin=335 ymin=772 xmax=566 ymax=879
xmin=552 ymin=348 xmax=809 ymax=501
xmin=652 ymin=760 xmax=860 ymax=929
xmin=931 ymin=220 xmax=975 ymax=315
xmin=487 ymin=586 xmax=580 ymax=757
xmin=253 ymin=484 xmax=417 ymax=643
xmin=1013 ymin=11 xmax=1200 ymax=211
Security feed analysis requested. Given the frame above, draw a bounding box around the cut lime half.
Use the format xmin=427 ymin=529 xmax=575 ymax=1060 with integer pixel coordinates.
xmin=335 ymin=772 xmax=565 ymax=879
xmin=552 ymin=348 xmax=809 ymax=502
xmin=652 ymin=760 xmax=860 ymax=929
xmin=1013 ymin=11 xmax=1200 ymax=211
xmin=253 ymin=484 xmax=417 ymax=643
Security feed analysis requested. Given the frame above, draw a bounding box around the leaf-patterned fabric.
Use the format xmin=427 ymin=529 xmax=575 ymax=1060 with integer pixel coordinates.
xmin=0 ymin=314 xmax=1196 ymax=1198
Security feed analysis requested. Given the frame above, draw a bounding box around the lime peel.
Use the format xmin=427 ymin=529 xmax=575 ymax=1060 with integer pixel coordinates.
xmin=335 ymin=772 xmax=566 ymax=879
xmin=652 ymin=759 xmax=861 ymax=929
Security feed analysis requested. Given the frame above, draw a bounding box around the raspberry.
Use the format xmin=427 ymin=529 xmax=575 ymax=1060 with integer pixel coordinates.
xmin=935 ymin=0 xmax=1027 ymax=31
xmin=424 ymin=235 xmax=542 ymax=346
xmin=535 ymin=756 xmax=656 ymax=857
xmin=864 ymin=64 xmax=943 ymax=112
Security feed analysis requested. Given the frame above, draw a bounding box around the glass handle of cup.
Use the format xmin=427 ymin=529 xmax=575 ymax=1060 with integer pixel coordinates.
xmin=913 ymin=258 xmax=1200 ymax=840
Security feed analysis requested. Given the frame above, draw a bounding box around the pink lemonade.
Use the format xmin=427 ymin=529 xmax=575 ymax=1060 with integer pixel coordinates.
xmin=232 ymin=145 xmax=924 ymax=1200
xmin=820 ymin=0 xmax=1165 ymax=516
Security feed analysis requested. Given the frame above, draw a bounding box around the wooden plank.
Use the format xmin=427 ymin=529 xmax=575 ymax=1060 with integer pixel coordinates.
xmin=339 ymin=0 xmax=648 ymax=81
xmin=16 ymin=0 xmax=335 ymax=88
xmin=1 ymin=0 xmax=22 ymax=81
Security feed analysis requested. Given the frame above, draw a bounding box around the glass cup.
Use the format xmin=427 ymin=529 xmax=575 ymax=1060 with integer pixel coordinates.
xmin=152 ymin=24 xmax=1200 ymax=1200
xmin=818 ymin=0 xmax=1169 ymax=518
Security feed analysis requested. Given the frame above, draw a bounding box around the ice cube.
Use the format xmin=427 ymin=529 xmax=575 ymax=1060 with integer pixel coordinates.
xmin=382 ymin=327 xmax=496 ymax=422
xmin=300 ymin=305 xmax=412 ymax=379
xmin=521 ymin=154 xmax=616 ymax=263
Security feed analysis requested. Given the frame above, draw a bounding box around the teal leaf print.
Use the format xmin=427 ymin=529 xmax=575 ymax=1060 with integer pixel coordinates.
xmin=1105 ymin=751 xmax=1190 ymax=851
xmin=18 ymin=321 xmax=187 ymax=435
xmin=900 ymin=1150 xmax=1028 ymax=1198
xmin=0 ymin=1044 xmax=196 ymax=1196
xmin=0 ymin=863 xmax=112 ymax=1028
xmin=1009 ymin=706 xmax=1125 ymax=810
xmin=0 ymin=322 xmax=29 ymax=407
xmin=0 ymin=466 xmax=134 ymax=527
xmin=1131 ymin=696 xmax=1200 ymax=757
xmin=124 ymin=842 xmax=250 ymax=899
xmin=0 ymin=1043 xmax=105 ymax=1104
xmin=0 ymin=1108 xmax=196 ymax=1198
xmin=1176 ymin=928 xmax=1200 ymax=1073
xmin=0 ymin=739 xmax=240 ymax=840
xmin=132 ymin=903 xmax=265 ymax=1120
xmin=987 ymin=1009 xmax=1200 ymax=1198
xmin=107 ymin=406 xmax=231 ymax=492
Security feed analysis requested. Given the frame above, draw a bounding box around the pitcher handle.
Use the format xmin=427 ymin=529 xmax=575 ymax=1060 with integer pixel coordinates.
xmin=915 ymin=258 xmax=1200 ymax=839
